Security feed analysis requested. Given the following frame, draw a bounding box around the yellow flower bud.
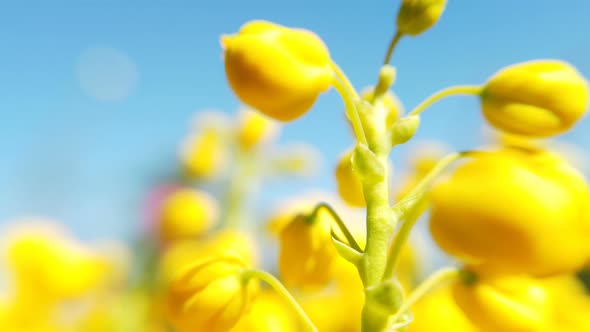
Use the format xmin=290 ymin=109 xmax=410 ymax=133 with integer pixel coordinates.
xmin=180 ymin=127 xmax=226 ymax=179
xmin=222 ymin=20 xmax=333 ymax=121
xmin=279 ymin=211 xmax=338 ymax=289
xmin=453 ymin=273 xmax=553 ymax=332
xmin=230 ymin=291 xmax=296 ymax=332
xmin=408 ymin=285 xmax=478 ymax=332
xmin=236 ymin=108 xmax=279 ymax=150
xmin=335 ymin=149 xmax=366 ymax=207
xmin=158 ymin=189 xmax=218 ymax=242
xmin=481 ymin=60 xmax=589 ymax=137
xmin=165 ymin=253 xmax=257 ymax=332
xmin=429 ymin=147 xmax=590 ymax=275
xmin=397 ymin=0 xmax=447 ymax=36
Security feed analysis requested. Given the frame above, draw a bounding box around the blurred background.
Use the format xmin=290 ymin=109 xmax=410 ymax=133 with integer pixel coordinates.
xmin=2 ymin=0 xmax=590 ymax=242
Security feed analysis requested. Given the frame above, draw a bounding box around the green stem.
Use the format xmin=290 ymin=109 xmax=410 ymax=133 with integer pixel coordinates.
xmin=309 ymin=202 xmax=363 ymax=252
xmin=408 ymin=85 xmax=482 ymax=116
xmin=331 ymin=61 xmax=359 ymax=99
xmin=222 ymin=147 xmax=261 ymax=229
xmin=242 ymin=270 xmax=317 ymax=332
xmin=361 ymin=154 xmax=396 ymax=332
xmin=390 ymin=268 xmax=460 ymax=324
xmin=383 ymin=151 xmax=475 ymax=280
xmin=383 ymin=31 xmax=403 ymax=65
xmin=332 ymin=75 xmax=368 ymax=146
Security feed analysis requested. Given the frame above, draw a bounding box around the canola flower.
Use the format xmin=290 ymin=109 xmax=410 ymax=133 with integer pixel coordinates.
xmin=222 ymin=20 xmax=333 ymax=122
xmin=429 ymin=147 xmax=590 ymax=276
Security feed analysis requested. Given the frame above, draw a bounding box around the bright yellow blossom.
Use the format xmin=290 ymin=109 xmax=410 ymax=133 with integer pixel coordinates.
xmin=165 ymin=252 xmax=257 ymax=332
xmin=222 ymin=20 xmax=333 ymax=121
xmin=430 ymin=147 xmax=590 ymax=276
xmin=481 ymin=60 xmax=589 ymax=137
xmin=158 ymin=188 xmax=219 ymax=242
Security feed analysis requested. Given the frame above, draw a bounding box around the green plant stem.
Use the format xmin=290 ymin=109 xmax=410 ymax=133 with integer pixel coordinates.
xmin=361 ymin=153 xmax=396 ymax=332
xmin=383 ymin=151 xmax=475 ymax=280
xmin=390 ymin=268 xmax=460 ymax=324
xmin=222 ymin=149 xmax=257 ymax=228
xmin=332 ymin=76 xmax=368 ymax=146
xmin=408 ymin=85 xmax=482 ymax=116
xmin=383 ymin=31 xmax=403 ymax=65
xmin=309 ymin=202 xmax=363 ymax=252
xmin=242 ymin=270 xmax=317 ymax=332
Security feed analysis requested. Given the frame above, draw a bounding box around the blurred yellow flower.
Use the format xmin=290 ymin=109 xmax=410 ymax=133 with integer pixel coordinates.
xmin=279 ymin=212 xmax=338 ymax=289
xmin=165 ymin=252 xmax=257 ymax=332
xmin=453 ymin=272 xmax=552 ymax=332
xmin=222 ymin=20 xmax=333 ymax=121
xmin=429 ymin=147 xmax=590 ymax=275
xmin=160 ymin=229 xmax=258 ymax=284
xmin=481 ymin=60 xmax=589 ymax=137
xmin=407 ymin=284 xmax=477 ymax=332
xmin=231 ymin=291 xmax=297 ymax=332
xmin=236 ymin=108 xmax=279 ymax=150
xmin=542 ymin=273 xmax=590 ymax=332
xmin=335 ymin=149 xmax=366 ymax=207
xmin=397 ymin=0 xmax=447 ymax=36
xmin=300 ymin=285 xmax=363 ymax=332
xmin=180 ymin=127 xmax=226 ymax=179
xmin=158 ymin=188 xmax=219 ymax=242
xmin=395 ymin=141 xmax=449 ymax=201
xmin=6 ymin=224 xmax=110 ymax=301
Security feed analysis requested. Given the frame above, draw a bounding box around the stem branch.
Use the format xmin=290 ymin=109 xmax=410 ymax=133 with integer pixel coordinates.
xmin=309 ymin=202 xmax=363 ymax=252
xmin=383 ymin=151 xmax=476 ymax=280
xmin=242 ymin=270 xmax=317 ymax=332
xmin=408 ymin=85 xmax=482 ymax=116
xmin=332 ymin=68 xmax=368 ymax=146
xmin=383 ymin=31 xmax=403 ymax=65
xmin=390 ymin=267 xmax=460 ymax=324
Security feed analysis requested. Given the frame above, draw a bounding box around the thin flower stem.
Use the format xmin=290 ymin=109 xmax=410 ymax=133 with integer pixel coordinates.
xmin=383 ymin=151 xmax=476 ymax=280
xmin=242 ymin=270 xmax=318 ymax=332
xmin=390 ymin=267 xmax=460 ymax=324
xmin=309 ymin=202 xmax=363 ymax=252
xmin=408 ymin=85 xmax=482 ymax=116
xmin=383 ymin=31 xmax=403 ymax=65
xmin=332 ymin=78 xmax=368 ymax=146
xmin=331 ymin=61 xmax=359 ymax=99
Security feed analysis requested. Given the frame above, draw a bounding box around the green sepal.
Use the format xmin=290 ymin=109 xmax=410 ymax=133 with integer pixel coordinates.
xmin=331 ymin=232 xmax=363 ymax=267
xmin=391 ymin=115 xmax=420 ymax=146
xmin=352 ymin=143 xmax=385 ymax=184
xmin=364 ymin=279 xmax=404 ymax=316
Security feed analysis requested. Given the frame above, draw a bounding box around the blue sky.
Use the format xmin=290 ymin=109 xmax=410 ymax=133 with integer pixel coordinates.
xmin=1 ymin=1 xmax=590 ymax=240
